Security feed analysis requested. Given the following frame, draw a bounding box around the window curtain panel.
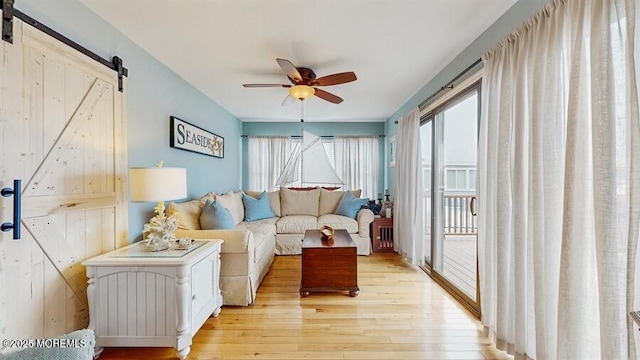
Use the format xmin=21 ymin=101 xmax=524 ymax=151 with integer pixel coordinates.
xmin=393 ymin=108 xmax=424 ymax=265
xmin=335 ymin=136 xmax=379 ymax=199
xmin=247 ymin=136 xmax=292 ymax=191
xmin=478 ymin=0 xmax=639 ymax=359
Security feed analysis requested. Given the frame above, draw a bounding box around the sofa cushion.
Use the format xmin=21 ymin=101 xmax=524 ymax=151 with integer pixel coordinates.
xmin=280 ymin=187 xmax=321 ymax=216
xmin=166 ymin=194 xmax=213 ymax=230
xmin=335 ymin=191 xmax=369 ymax=219
xmin=236 ymin=222 xmax=277 ymax=239
xmin=317 ymin=214 xmax=359 ymax=234
xmin=244 ymin=190 xmax=281 ymax=217
xmin=251 ymin=231 xmax=271 ymax=265
xmin=216 ymin=191 xmax=244 ymax=225
xmin=237 ymin=217 xmax=279 ymax=227
xmin=319 ymin=188 xmax=362 ymax=215
xmin=235 ymin=222 xmax=276 ymax=263
xmin=276 ymin=215 xmax=318 ymax=234
xmin=242 ymin=191 xmax=275 ymax=222
xmin=200 ymin=199 xmax=236 ymax=230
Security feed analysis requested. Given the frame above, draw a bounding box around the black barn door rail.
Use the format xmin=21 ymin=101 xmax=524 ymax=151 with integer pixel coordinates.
xmin=2 ymin=0 xmax=128 ymax=92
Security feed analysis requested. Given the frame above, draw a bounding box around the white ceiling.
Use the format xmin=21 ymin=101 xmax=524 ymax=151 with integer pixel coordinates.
xmin=80 ymin=0 xmax=517 ymax=122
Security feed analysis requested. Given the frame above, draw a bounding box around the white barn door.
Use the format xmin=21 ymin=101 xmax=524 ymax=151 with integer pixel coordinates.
xmin=0 ymin=17 xmax=127 ymax=340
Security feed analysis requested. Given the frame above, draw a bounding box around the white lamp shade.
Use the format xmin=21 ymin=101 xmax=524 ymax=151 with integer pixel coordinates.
xmin=129 ymin=167 xmax=187 ymax=202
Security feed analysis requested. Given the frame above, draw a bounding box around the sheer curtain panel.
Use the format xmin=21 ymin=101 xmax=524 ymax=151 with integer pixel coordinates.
xmin=393 ymin=108 xmax=424 ymax=265
xmin=247 ymin=136 xmax=291 ymax=191
xmin=335 ymin=136 xmax=379 ymax=199
xmin=478 ymin=0 xmax=639 ymax=359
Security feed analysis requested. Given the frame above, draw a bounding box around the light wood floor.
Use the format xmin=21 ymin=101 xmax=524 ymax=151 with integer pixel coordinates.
xmin=99 ymin=253 xmax=509 ymax=360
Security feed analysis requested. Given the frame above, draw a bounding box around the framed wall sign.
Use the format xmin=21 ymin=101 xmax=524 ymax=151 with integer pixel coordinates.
xmin=170 ymin=116 xmax=224 ymax=158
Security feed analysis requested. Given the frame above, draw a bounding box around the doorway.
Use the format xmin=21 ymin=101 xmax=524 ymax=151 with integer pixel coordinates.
xmin=421 ymin=81 xmax=480 ymax=313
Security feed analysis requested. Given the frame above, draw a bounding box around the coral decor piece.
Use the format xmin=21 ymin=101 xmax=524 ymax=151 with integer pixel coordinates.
xmin=142 ymin=201 xmax=179 ymax=251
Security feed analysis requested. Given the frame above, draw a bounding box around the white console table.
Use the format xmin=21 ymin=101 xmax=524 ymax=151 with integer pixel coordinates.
xmin=82 ymin=239 xmax=223 ymax=359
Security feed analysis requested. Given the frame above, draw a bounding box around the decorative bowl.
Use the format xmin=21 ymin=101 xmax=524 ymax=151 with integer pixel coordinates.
xmin=320 ymin=225 xmax=334 ymax=240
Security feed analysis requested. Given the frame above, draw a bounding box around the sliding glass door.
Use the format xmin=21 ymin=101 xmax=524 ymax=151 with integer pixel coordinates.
xmin=422 ymin=82 xmax=480 ymax=312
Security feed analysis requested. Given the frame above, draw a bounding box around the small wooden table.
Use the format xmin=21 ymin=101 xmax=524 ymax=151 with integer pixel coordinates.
xmin=371 ymin=216 xmax=395 ymax=253
xmin=300 ymin=229 xmax=359 ymax=297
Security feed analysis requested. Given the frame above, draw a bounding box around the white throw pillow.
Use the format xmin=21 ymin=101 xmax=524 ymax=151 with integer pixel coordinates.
xmin=166 ymin=193 xmax=213 ymax=230
xmin=280 ymin=187 xmax=321 ymax=217
xmin=215 ymin=191 xmax=244 ymax=225
xmin=319 ymin=189 xmax=345 ymax=215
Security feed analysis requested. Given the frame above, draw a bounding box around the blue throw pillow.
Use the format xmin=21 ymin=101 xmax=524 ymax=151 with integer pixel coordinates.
xmin=335 ymin=191 xmax=369 ymax=219
xmin=242 ymin=191 xmax=275 ymax=222
xmin=200 ymin=199 xmax=235 ymax=230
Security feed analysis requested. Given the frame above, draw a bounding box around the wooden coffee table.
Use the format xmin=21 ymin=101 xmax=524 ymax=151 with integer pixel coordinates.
xmin=300 ymin=229 xmax=359 ymax=297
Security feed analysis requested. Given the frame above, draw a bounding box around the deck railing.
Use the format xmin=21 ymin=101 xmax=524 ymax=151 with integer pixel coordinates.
xmin=422 ymin=193 xmax=477 ymax=235
xmin=444 ymin=194 xmax=476 ymax=235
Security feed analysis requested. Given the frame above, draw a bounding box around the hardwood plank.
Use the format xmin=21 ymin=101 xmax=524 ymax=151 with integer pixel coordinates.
xmin=24 ymin=46 xmax=45 ymax=177
xmin=21 ymin=191 xmax=115 ymax=225
xmin=23 ymin=77 xmax=108 ymax=196
xmin=43 ymin=258 xmax=67 ymax=337
xmin=24 ymin=216 xmax=89 ymax=308
xmin=113 ymin=79 xmax=128 ymax=249
xmin=42 ymin=54 xmax=66 ymax=153
xmin=21 ymin=23 xmax=117 ymax=83
xmin=99 ymin=254 xmax=502 ymax=359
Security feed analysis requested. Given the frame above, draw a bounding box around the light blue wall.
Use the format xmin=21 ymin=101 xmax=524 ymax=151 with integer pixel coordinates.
xmin=242 ymin=122 xmax=385 ymax=195
xmin=384 ymin=0 xmax=549 ymax=193
xmin=18 ymin=0 xmax=242 ymax=242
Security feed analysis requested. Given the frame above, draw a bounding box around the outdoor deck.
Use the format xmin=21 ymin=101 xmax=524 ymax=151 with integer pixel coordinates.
xmin=442 ymin=234 xmax=477 ymax=300
xmin=422 ymin=193 xmax=478 ymax=300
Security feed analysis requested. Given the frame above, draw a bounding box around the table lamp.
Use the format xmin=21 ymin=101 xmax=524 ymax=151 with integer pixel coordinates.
xmin=129 ymin=162 xmax=187 ymax=251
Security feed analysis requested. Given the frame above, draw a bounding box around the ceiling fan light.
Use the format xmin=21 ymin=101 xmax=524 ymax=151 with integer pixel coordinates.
xmin=289 ymin=85 xmax=315 ymax=101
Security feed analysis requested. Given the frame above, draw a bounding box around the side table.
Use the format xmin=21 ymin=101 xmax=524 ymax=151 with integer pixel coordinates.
xmin=371 ymin=216 xmax=394 ymax=253
xmin=82 ymin=239 xmax=223 ymax=359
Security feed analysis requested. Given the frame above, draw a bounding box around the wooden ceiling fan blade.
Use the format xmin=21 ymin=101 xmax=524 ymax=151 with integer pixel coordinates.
xmin=313 ymin=72 xmax=357 ymax=86
xmin=243 ymin=84 xmax=290 ymax=88
xmin=314 ymin=88 xmax=343 ymax=104
xmin=281 ymin=94 xmax=296 ymax=106
xmin=276 ymin=58 xmax=303 ymax=82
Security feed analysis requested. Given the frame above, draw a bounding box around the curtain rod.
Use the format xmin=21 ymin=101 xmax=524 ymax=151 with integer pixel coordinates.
xmin=395 ymin=58 xmax=482 ymax=124
xmin=241 ymin=134 xmax=386 ymax=138
xmin=418 ymin=58 xmax=482 ymax=110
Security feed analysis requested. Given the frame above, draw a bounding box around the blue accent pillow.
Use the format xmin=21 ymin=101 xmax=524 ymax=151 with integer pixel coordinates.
xmin=200 ymin=199 xmax=235 ymax=230
xmin=335 ymin=191 xmax=369 ymax=219
xmin=242 ymin=191 xmax=275 ymax=222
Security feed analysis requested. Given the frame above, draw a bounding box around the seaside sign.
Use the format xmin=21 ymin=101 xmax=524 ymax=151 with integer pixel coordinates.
xmin=170 ymin=116 xmax=224 ymax=158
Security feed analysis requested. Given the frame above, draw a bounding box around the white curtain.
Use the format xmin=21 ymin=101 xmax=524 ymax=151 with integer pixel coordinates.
xmin=393 ymin=108 xmax=424 ymax=265
xmin=478 ymin=0 xmax=639 ymax=359
xmin=247 ymin=136 xmax=291 ymax=191
xmin=335 ymin=136 xmax=379 ymax=199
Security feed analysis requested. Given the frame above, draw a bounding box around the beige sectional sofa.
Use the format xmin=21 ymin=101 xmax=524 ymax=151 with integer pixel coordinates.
xmin=166 ymin=187 xmax=374 ymax=306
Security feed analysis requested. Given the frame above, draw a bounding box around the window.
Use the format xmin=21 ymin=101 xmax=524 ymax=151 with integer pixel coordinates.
xmin=445 ymin=167 xmax=475 ymax=191
xmin=334 ymin=136 xmax=379 ymax=199
xmin=247 ymin=136 xmax=292 ymax=191
xmin=247 ymin=135 xmax=379 ymax=199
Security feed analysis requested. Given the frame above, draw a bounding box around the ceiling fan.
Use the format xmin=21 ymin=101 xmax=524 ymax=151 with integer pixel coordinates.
xmin=242 ymin=58 xmax=357 ymax=105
